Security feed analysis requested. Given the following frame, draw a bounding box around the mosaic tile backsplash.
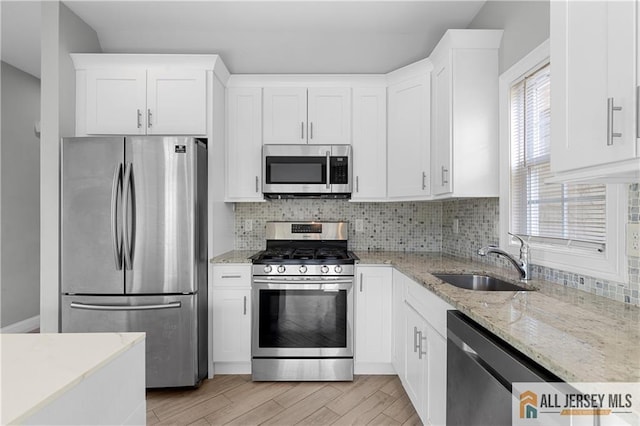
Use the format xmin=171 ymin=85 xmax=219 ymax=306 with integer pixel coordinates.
xmin=234 ymin=200 xmax=442 ymax=252
xmin=233 ymin=184 xmax=639 ymax=306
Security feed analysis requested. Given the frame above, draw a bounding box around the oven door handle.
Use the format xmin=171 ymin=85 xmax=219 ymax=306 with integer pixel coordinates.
xmin=252 ymin=278 xmax=354 ymax=285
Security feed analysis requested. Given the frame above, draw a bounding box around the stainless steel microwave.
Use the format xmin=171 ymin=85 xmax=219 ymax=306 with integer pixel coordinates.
xmin=262 ymin=145 xmax=352 ymax=199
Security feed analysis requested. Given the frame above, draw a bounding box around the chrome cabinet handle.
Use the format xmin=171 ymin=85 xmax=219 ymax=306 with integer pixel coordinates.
xmin=607 ymin=98 xmax=622 ymax=146
xmin=418 ymin=331 xmax=427 ymax=359
xmin=359 ymin=273 xmax=363 ymax=292
xmin=326 ymin=151 xmax=331 ymax=189
xmin=243 ymin=296 xmax=247 ymax=315
xmin=422 ymin=172 xmax=427 ymax=190
xmin=356 ymin=176 xmax=359 ymax=193
xmin=413 ymin=326 xmax=420 ymax=353
xmin=255 ymin=176 xmax=259 ymax=193
xmin=310 ymin=122 xmax=314 ymax=139
xmin=301 ymin=122 xmax=305 ymax=139
xmin=70 ymin=301 xmax=181 ymax=311
xmin=441 ymin=166 xmax=449 ymax=185
xmin=147 ymin=109 xmax=152 ymax=128
xmin=136 ymin=109 xmax=142 ymax=129
xmin=110 ymin=163 xmax=123 ymax=270
xmin=122 ymin=162 xmax=133 ymax=270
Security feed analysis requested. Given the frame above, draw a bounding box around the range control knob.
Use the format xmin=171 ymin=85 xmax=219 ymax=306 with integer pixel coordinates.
xmin=334 ymin=265 xmax=343 ymax=274
xmin=320 ymin=265 xmax=330 ymax=274
xmin=263 ymin=265 xmax=273 ymax=274
xmin=299 ymin=265 xmax=308 ymax=274
xmin=277 ymin=265 xmax=286 ymax=274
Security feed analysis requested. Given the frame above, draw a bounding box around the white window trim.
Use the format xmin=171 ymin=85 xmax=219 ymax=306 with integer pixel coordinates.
xmin=498 ymin=39 xmax=628 ymax=283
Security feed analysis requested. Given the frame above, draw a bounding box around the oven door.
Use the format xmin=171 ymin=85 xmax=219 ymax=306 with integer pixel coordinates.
xmin=252 ymin=277 xmax=354 ymax=358
xmin=262 ymin=145 xmax=332 ymax=194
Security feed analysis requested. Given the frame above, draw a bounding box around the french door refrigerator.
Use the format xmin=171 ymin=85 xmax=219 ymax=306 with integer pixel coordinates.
xmin=60 ymin=136 xmax=208 ymax=388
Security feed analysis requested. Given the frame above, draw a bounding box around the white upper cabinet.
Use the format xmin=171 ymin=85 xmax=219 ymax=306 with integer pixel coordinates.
xmin=263 ymin=87 xmax=308 ymax=144
xmin=550 ymin=0 xmax=640 ymax=183
xmin=72 ymin=55 xmax=228 ymax=137
xmin=83 ymin=69 xmax=206 ymax=135
xmin=145 ymin=70 xmax=207 ymax=135
xmin=226 ymin=87 xmax=264 ymax=202
xmin=307 ymin=88 xmax=352 ymax=145
xmin=351 ymin=87 xmax=387 ymax=200
xmin=263 ymin=87 xmax=351 ymax=144
xmin=387 ymin=69 xmax=431 ymax=199
xmin=85 ymin=69 xmax=147 ymax=135
xmin=429 ymin=30 xmax=502 ymax=198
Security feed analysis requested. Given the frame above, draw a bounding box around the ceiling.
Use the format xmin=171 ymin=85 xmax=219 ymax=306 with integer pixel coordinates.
xmin=1 ymin=1 xmax=487 ymax=78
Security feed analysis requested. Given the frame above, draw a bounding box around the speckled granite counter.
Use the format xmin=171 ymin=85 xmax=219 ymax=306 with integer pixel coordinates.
xmin=210 ymin=250 xmax=255 ymax=264
xmin=211 ymin=250 xmax=640 ymax=384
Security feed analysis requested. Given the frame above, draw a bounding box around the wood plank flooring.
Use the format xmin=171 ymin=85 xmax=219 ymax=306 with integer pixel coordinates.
xmin=146 ymin=375 xmax=421 ymax=426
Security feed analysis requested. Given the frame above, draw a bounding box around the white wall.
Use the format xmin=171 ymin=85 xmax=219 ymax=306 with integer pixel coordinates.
xmin=468 ymin=0 xmax=550 ymax=74
xmin=0 ymin=62 xmax=41 ymax=328
xmin=40 ymin=1 xmax=102 ymax=332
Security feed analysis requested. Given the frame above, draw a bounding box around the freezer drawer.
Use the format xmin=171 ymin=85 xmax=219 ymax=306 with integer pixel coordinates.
xmin=62 ymin=294 xmax=204 ymax=388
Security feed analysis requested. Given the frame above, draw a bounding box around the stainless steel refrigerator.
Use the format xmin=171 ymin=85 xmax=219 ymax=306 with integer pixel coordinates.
xmin=60 ymin=136 xmax=208 ymax=388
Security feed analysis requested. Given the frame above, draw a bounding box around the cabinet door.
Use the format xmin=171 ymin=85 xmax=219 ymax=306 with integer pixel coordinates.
xmin=226 ymin=87 xmax=263 ymax=201
xmin=263 ymin=87 xmax=308 ymax=144
xmin=431 ymin=60 xmax=452 ymax=196
xmin=426 ymin=325 xmax=447 ymax=426
xmin=85 ymin=69 xmax=147 ymax=135
xmin=391 ymin=269 xmax=407 ymax=377
xmin=146 ymin=69 xmax=207 ymax=135
xmin=307 ymin=88 xmax=351 ymax=145
xmin=354 ymin=266 xmax=392 ymax=368
xmin=352 ymin=87 xmax=387 ymax=200
xmin=551 ymin=0 xmax=636 ymax=172
xmin=388 ymin=74 xmax=431 ymax=199
xmin=404 ymin=302 xmax=427 ymax=421
xmin=212 ymin=288 xmax=251 ymax=363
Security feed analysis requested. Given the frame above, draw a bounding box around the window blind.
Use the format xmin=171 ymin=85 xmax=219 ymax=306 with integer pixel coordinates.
xmin=509 ymin=63 xmax=607 ymax=250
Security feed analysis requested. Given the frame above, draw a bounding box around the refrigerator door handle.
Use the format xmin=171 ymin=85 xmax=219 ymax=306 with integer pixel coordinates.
xmin=69 ymin=301 xmax=182 ymax=311
xmin=122 ymin=162 xmax=133 ymax=270
xmin=110 ymin=163 xmax=123 ymax=270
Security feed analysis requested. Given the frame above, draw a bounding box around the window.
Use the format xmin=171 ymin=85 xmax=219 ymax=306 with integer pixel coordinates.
xmin=499 ymin=40 xmax=626 ymax=282
xmin=509 ymin=63 xmax=607 ymax=251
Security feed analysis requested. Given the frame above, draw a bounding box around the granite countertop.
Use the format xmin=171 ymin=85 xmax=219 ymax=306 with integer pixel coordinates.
xmin=211 ymin=250 xmax=640 ymax=384
xmin=1 ymin=332 xmax=145 ymax=424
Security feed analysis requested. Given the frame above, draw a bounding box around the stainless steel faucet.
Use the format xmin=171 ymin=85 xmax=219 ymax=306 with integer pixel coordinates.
xmin=477 ymin=233 xmax=531 ymax=280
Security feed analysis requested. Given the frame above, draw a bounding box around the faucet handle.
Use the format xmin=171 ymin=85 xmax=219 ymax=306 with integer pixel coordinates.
xmin=508 ymin=232 xmax=529 ymax=256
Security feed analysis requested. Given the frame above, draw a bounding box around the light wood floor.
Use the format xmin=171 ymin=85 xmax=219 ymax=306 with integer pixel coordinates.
xmin=146 ymin=375 xmax=421 ymax=426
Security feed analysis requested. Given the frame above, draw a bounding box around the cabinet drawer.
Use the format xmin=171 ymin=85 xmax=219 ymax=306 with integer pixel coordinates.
xmin=405 ymin=277 xmax=453 ymax=338
xmin=212 ymin=265 xmax=251 ymax=287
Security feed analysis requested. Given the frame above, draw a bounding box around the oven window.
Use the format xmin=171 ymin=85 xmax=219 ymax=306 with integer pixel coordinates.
xmin=258 ymin=289 xmax=347 ymax=348
xmin=265 ymin=157 xmax=327 ymax=184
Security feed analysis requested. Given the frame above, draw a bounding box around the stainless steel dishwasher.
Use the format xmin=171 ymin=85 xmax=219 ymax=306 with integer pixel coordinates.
xmin=446 ymin=311 xmax=562 ymax=426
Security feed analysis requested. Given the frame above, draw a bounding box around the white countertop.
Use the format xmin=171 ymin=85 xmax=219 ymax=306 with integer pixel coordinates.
xmin=0 ymin=332 xmax=145 ymax=425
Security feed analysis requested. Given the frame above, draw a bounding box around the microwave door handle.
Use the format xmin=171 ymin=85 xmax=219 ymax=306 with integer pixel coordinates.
xmin=326 ymin=151 xmax=331 ymax=189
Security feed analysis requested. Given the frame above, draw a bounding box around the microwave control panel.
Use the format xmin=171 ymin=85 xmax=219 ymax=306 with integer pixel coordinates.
xmin=330 ymin=157 xmax=349 ymax=184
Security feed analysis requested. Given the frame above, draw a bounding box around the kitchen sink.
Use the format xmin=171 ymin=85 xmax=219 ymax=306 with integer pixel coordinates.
xmin=433 ymin=274 xmax=533 ymax=291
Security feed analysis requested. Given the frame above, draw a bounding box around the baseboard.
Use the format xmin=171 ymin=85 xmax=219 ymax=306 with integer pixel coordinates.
xmin=1 ymin=315 xmax=40 ymax=333
xmin=354 ymin=362 xmax=396 ymax=375
xmin=213 ymin=362 xmax=251 ymax=375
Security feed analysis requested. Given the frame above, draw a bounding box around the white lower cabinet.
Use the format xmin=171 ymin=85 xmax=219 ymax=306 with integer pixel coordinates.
xmin=211 ymin=264 xmax=252 ymax=374
xmin=404 ymin=302 xmax=429 ymax=417
xmin=354 ymin=266 xmax=394 ymax=374
xmin=395 ymin=271 xmax=453 ymax=426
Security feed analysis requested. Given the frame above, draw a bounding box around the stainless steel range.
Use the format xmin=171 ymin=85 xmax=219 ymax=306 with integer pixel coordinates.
xmin=250 ymin=221 xmax=358 ymax=381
